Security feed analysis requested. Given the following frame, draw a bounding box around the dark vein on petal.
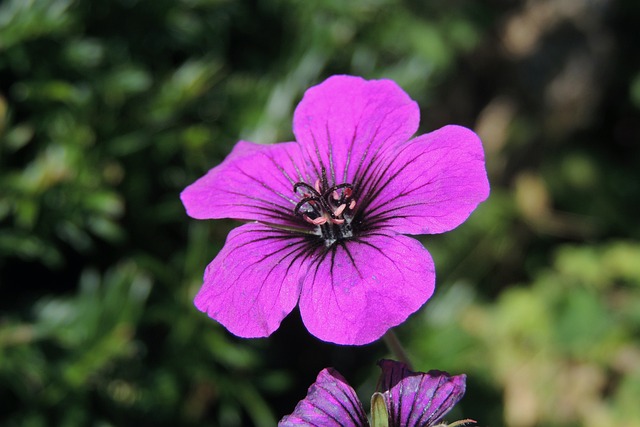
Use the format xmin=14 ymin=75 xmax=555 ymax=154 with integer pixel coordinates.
xmin=337 ymin=241 xmax=361 ymax=279
xmin=364 ymin=177 xmax=435 ymax=220
xmin=215 ymin=206 xmax=285 ymax=223
xmin=321 ymin=243 xmax=363 ymax=332
xmin=341 ymin=89 xmax=367 ymax=184
xmin=313 ymin=383 xmax=362 ymax=426
xmin=226 ymin=232 xmax=305 ymax=274
xmin=238 ymin=237 xmax=309 ymax=316
xmin=309 ymin=129 xmax=327 ymax=186
xmin=329 ymin=245 xmax=338 ymax=284
xmin=349 ymin=96 xmax=380 ymax=183
xmin=368 ymin=138 xmax=442 ymax=217
xmin=218 ymin=198 xmax=292 ymax=224
xmin=259 ymin=240 xmax=310 ymax=275
xmin=355 ymin=147 xmax=424 ymax=223
xmin=421 ymin=377 xmax=442 ymax=424
xmin=405 ymin=379 xmax=421 ymax=427
xmin=352 ymin=113 xmax=412 ymax=194
xmin=308 ymin=244 xmax=353 ymax=318
xmin=296 ymin=418 xmax=321 ymax=427
xmin=342 ymin=122 xmax=358 ymax=184
xmin=309 ymin=247 xmax=332 ymax=292
xmin=351 ymin=144 xmax=392 ymax=214
xmin=358 ymin=158 xmax=399 ymax=214
xmin=364 ymin=205 xmax=425 ymax=228
xmin=220 ymin=188 xmax=292 ymax=213
xmin=236 ymin=167 xmax=296 ymax=205
xmin=326 ymin=121 xmax=336 ymax=185
xmin=395 ymin=372 xmax=403 ymax=426
xmin=226 ymin=229 xmax=305 ymax=261
xmin=284 ymin=147 xmax=306 ymax=182
xmin=350 ymin=115 xmax=384 ymax=187
xmin=420 ymin=379 xmax=456 ymax=425
xmin=301 ymin=399 xmax=341 ymax=426
xmin=263 ymin=151 xmax=297 ymax=186
xmin=334 ymin=386 xmax=367 ymax=427
xmin=351 ymin=109 xmax=406 ymax=189
xmin=209 ymin=230 xmax=299 ymax=300
xmin=350 ymin=236 xmax=401 ymax=274
xmin=283 ymin=238 xmax=323 ymax=278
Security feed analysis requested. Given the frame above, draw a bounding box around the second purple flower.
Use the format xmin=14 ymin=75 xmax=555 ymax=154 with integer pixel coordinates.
xmin=279 ymin=360 xmax=471 ymax=427
xmin=181 ymin=75 xmax=489 ymax=345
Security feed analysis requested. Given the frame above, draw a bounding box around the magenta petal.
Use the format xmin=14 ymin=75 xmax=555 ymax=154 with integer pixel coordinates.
xmin=298 ymin=233 xmax=435 ymax=345
xmin=279 ymin=368 xmax=368 ymax=427
xmin=378 ymin=360 xmax=466 ymax=427
xmin=363 ymin=125 xmax=490 ymax=235
xmin=194 ymin=223 xmax=309 ymax=338
xmin=180 ymin=140 xmax=309 ymax=226
xmin=293 ymin=75 xmax=419 ymax=185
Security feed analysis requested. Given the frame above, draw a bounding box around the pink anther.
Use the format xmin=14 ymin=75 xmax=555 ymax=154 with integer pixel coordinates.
xmin=349 ymin=200 xmax=356 ymax=210
xmin=332 ymin=190 xmax=340 ymax=200
xmin=330 ymin=218 xmax=345 ymax=225
xmin=333 ymin=203 xmax=346 ymax=217
xmin=304 ymin=214 xmax=328 ymax=225
xmin=314 ymin=179 xmax=322 ymax=193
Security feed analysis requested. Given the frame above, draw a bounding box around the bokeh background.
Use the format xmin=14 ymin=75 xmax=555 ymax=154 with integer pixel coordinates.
xmin=2 ymin=0 xmax=640 ymax=426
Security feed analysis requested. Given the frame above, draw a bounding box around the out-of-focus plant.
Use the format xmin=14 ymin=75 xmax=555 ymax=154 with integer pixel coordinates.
xmin=0 ymin=260 xmax=283 ymax=426
xmin=408 ymin=240 xmax=640 ymax=427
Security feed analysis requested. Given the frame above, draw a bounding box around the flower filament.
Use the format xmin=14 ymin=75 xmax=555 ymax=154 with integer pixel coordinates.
xmin=293 ymin=179 xmax=357 ymax=245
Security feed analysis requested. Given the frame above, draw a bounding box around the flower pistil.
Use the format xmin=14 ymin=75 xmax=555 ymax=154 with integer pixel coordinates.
xmin=294 ymin=178 xmax=357 ymax=245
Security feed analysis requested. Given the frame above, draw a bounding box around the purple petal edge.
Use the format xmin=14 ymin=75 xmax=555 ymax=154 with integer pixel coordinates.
xmin=378 ymin=360 xmax=467 ymax=427
xmin=180 ymin=140 xmax=307 ymax=227
xmin=298 ymin=233 xmax=435 ymax=345
xmin=194 ymin=223 xmax=307 ymax=338
xmin=363 ymin=125 xmax=490 ymax=236
xmin=293 ymin=75 xmax=420 ymax=186
xmin=279 ymin=368 xmax=367 ymax=427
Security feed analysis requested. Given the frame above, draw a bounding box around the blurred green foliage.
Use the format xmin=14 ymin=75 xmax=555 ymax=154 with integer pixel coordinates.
xmin=409 ymin=241 xmax=640 ymax=427
xmin=1 ymin=0 xmax=639 ymax=426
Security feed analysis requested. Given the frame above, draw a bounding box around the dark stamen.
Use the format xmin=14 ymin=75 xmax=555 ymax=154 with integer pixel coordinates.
xmin=294 ymin=182 xmax=321 ymax=197
xmin=293 ymin=180 xmax=358 ymax=245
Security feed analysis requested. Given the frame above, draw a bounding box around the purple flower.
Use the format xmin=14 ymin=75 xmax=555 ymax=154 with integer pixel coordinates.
xmin=279 ymin=359 xmax=472 ymax=427
xmin=181 ymin=75 xmax=489 ymax=345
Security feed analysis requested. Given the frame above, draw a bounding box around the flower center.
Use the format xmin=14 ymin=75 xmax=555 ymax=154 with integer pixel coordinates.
xmin=293 ymin=179 xmax=357 ymax=246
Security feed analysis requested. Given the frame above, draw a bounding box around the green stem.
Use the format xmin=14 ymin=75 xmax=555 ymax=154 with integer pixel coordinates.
xmin=382 ymin=329 xmax=413 ymax=370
